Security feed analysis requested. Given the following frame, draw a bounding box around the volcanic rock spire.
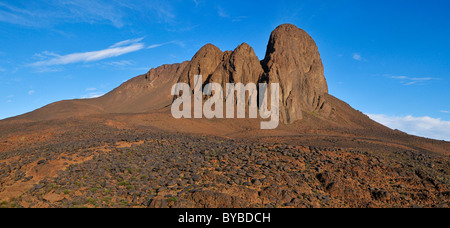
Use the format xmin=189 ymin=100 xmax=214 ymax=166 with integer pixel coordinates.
xmin=262 ymin=24 xmax=331 ymax=124
xmin=176 ymin=23 xmax=332 ymax=124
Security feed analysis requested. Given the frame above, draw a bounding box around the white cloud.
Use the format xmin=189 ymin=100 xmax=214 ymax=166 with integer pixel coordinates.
xmin=368 ymin=114 xmax=450 ymax=141
xmin=216 ymin=6 xmax=247 ymax=22
xmin=0 ymin=1 xmax=177 ymax=28
xmin=192 ymin=0 xmax=200 ymax=7
xmin=5 ymin=94 xmax=13 ymax=103
xmin=232 ymin=16 xmax=249 ymax=22
xmin=100 ymin=60 xmax=137 ymax=69
xmin=148 ymin=40 xmax=185 ymax=49
xmin=217 ymin=7 xmax=229 ymax=18
xmin=0 ymin=1 xmax=124 ymax=28
xmin=389 ymin=75 xmax=437 ymax=85
xmin=106 ymin=60 xmax=133 ymax=66
xmin=33 ymin=66 xmax=64 ymax=73
xmin=148 ymin=43 xmax=166 ymax=49
xmin=81 ymin=92 xmax=104 ymax=99
xmin=110 ymin=38 xmax=144 ymax=48
xmin=85 ymin=88 xmax=97 ymax=91
xmin=30 ymin=38 xmax=145 ymax=67
xmin=352 ymin=53 xmax=364 ymax=61
xmin=441 ymin=111 xmax=450 ymax=114
xmin=28 ymin=90 xmax=35 ymax=95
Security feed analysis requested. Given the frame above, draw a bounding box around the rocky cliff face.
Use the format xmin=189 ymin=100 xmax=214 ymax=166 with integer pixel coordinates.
xmin=208 ymin=43 xmax=264 ymax=89
xmin=176 ymin=23 xmax=332 ymax=124
xmin=261 ymin=24 xmax=331 ymax=124
xmin=177 ymin=44 xmax=225 ymax=92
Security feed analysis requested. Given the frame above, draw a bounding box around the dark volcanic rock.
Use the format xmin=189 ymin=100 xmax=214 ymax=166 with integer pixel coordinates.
xmin=261 ymin=24 xmax=330 ymax=124
xmin=208 ymin=43 xmax=264 ymax=93
xmin=175 ymin=24 xmax=331 ymax=124
xmin=177 ymin=44 xmax=225 ymax=91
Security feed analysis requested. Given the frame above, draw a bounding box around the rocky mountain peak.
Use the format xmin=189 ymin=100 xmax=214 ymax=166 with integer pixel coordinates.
xmin=209 ymin=42 xmax=264 ymax=87
xmin=262 ymin=24 xmax=330 ymax=124
xmin=178 ymin=43 xmax=225 ymax=90
xmin=176 ymin=24 xmax=332 ymax=124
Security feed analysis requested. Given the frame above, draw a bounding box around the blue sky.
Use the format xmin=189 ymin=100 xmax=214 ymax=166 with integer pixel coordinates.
xmin=0 ymin=0 xmax=449 ymax=140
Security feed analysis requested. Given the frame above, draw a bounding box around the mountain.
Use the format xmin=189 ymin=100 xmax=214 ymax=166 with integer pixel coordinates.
xmin=5 ymin=24 xmax=443 ymax=144
xmin=0 ymin=24 xmax=449 ymax=208
xmin=2 ymin=24 xmax=390 ymax=132
xmin=262 ymin=24 xmax=330 ymax=124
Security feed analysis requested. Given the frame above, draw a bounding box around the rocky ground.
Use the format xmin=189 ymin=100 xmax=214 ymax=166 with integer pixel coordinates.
xmin=2 ymin=23 xmax=448 ymax=209
xmin=0 ymin=121 xmax=449 ymax=208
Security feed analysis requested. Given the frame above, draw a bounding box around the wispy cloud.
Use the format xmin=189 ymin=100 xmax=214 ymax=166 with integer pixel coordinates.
xmin=104 ymin=60 xmax=135 ymax=67
xmin=148 ymin=40 xmax=185 ymax=49
xmin=216 ymin=6 xmax=247 ymax=22
xmin=28 ymin=90 xmax=35 ymax=95
xmin=192 ymin=0 xmax=200 ymax=7
xmin=217 ymin=7 xmax=229 ymax=18
xmin=0 ymin=0 xmax=177 ymax=28
xmin=0 ymin=1 xmax=124 ymax=28
xmin=352 ymin=53 xmax=365 ymax=61
xmin=441 ymin=110 xmax=450 ymax=114
xmin=165 ymin=25 xmax=199 ymax=32
xmin=32 ymin=66 xmax=64 ymax=73
xmin=389 ymin=75 xmax=437 ymax=85
xmin=30 ymin=38 xmax=145 ymax=67
xmin=368 ymin=114 xmax=450 ymax=141
xmin=110 ymin=38 xmax=145 ymax=48
xmin=148 ymin=44 xmax=166 ymax=49
xmin=232 ymin=16 xmax=249 ymax=22
xmin=81 ymin=92 xmax=104 ymax=99
xmin=6 ymin=95 xmax=14 ymax=103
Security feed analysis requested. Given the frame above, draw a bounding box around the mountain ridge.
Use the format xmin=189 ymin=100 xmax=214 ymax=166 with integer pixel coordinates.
xmin=1 ymin=24 xmax=449 ymax=150
xmin=5 ymin=24 xmax=340 ymax=125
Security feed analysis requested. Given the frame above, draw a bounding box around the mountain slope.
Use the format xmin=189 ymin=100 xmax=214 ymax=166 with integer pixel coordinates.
xmin=1 ymin=24 xmax=448 ymax=150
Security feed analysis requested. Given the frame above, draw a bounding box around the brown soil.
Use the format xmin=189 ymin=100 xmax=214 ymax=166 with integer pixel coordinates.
xmin=0 ymin=24 xmax=448 ymax=208
xmin=0 ymin=113 xmax=448 ymax=208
